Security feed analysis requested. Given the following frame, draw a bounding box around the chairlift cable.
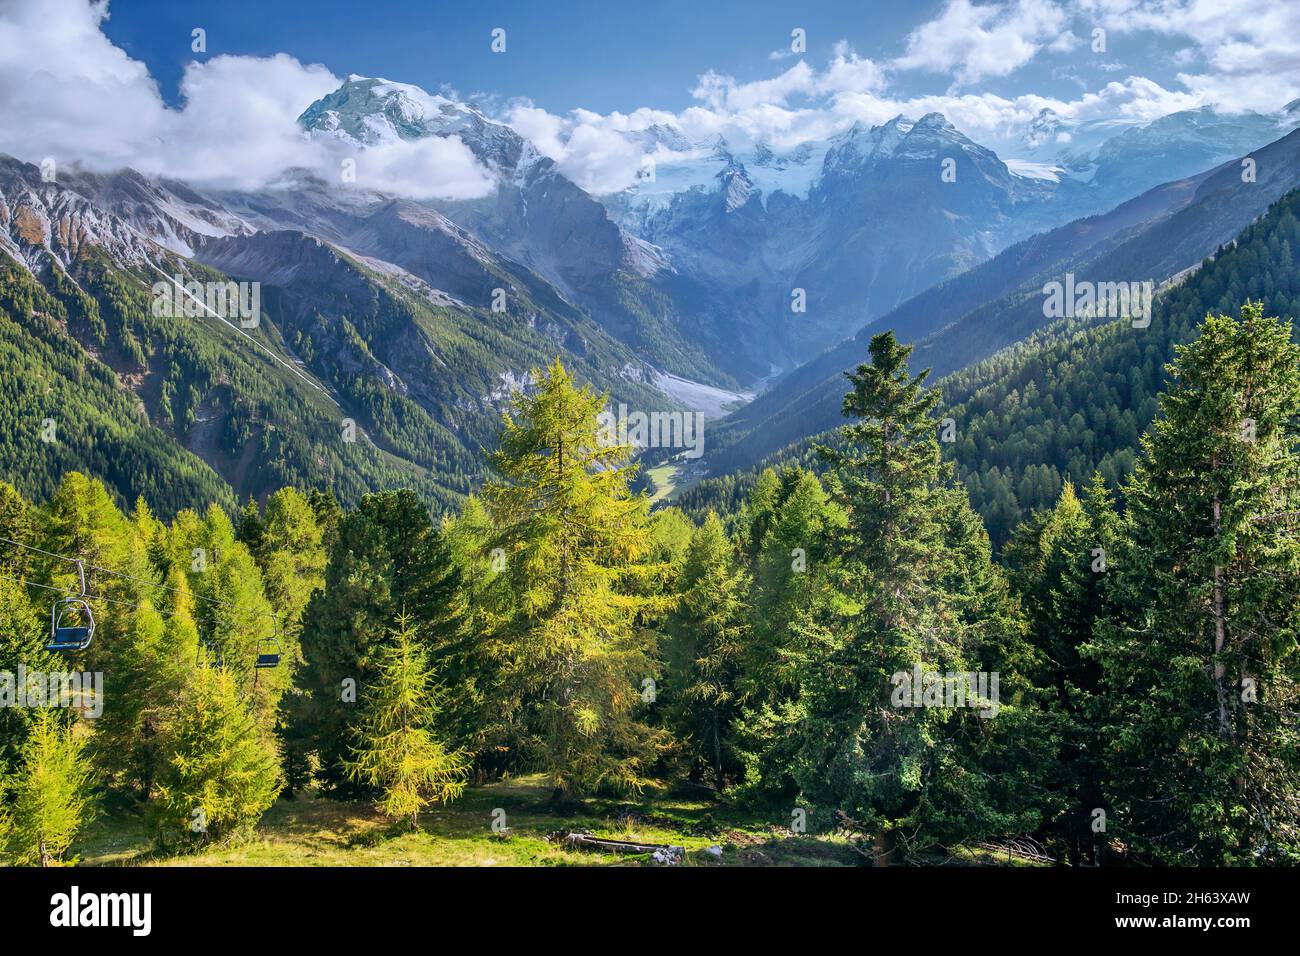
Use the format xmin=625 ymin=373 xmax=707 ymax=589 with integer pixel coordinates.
xmin=141 ymin=259 xmax=341 ymax=408
xmin=0 ymin=571 xmax=179 ymax=618
xmin=1 ymin=536 xmax=284 ymax=668
xmin=1 ymin=572 xmax=281 ymax=670
xmin=0 ymin=534 xmax=280 ymax=622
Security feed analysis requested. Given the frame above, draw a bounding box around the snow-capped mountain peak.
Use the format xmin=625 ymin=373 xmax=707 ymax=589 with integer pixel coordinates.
xmin=824 ymin=113 xmax=984 ymax=173
xmin=300 ymin=76 xmax=458 ymax=145
xmin=718 ymin=165 xmax=754 ymax=212
xmin=298 ymin=76 xmax=524 ymax=170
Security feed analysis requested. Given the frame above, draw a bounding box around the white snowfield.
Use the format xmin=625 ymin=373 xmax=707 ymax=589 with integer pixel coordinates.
xmin=1005 ymin=159 xmax=1066 ymax=183
xmin=652 ymin=370 xmax=753 ymax=418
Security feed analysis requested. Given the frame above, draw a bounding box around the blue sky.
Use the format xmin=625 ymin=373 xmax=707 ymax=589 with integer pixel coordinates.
xmin=101 ymin=0 xmax=1176 ymax=114
xmin=101 ymin=0 xmax=950 ymax=113
xmin=4 ymin=0 xmax=1298 ymax=196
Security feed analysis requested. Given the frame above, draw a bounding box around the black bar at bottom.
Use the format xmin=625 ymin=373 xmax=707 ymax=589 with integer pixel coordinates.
xmin=0 ymin=865 xmax=1283 ymax=941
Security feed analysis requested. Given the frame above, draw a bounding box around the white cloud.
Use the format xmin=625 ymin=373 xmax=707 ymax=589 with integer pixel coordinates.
xmin=1048 ymin=30 xmax=1083 ymax=53
xmin=692 ymin=45 xmax=886 ymax=112
xmin=822 ymin=42 xmax=890 ymax=95
xmin=505 ymin=105 xmax=571 ymax=160
xmin=493 ymin=0 xmax=1297 ymax=193
xmin=0 ymin=0 xmax=169 ymax=169
xmin=508 ymin=50 xmax=1207 ymax=195
xmin=1080 ymin=0 xmax=1300 ymax=112
xmin=691 ymin=61 xmax=820 ymax=111
xmin=345 ymin=137 xmax=495 ymax=200
xmin=506 ymin=102 xmax=687 ymax=194
xmin=894 ymin=0 xmax=1071 ymax=84
xmin=2 ymin=0 xmax=1295 ymax=205
xmin=0 ymin=0 xmax=494 ymax=199
xmin=158 ymin=53 xmax=341 ymax=187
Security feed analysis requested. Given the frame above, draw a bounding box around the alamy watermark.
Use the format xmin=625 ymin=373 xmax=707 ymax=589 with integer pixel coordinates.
xmin=890 ymin=665 xmax=1000 ymax=718
xmin=152 ymin=275 xmax=261 ymax=328
xmin=0 ymin=665 xmax=103 ymax=718
xmin=597 ymin=404 xmax=706 ymax=459
xmin=50 ymin=886 xmax=151 ymax=936
xmin=1042 ymin=273 xmax=1153 ymax=328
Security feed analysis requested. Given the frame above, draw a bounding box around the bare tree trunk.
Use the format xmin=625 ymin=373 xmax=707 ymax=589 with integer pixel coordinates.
xmin=711 ymin=709 xmax=723 ymax=792
xmin=873 ymin=830 xmax=895 ymax=867
xmin=1212 ymin=490 xmax=1231 ymax=738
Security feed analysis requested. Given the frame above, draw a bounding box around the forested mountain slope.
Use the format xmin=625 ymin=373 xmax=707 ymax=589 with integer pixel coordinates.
xmin=943 ymin=188 xmax=1300 ymax=541
xmin=0 ymin=156 xmax=670 ymax=515
xmin=679 ymin=187 xmax=1300 ymax=544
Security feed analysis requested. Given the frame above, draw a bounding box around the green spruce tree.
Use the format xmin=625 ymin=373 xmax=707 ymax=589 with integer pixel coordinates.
xmin=663 ymin=513 xmax=747 ymax=789
xmin=794 ymin=332 xmax=1038 ymax=861
xmin=1092 ymin=304 xmax=1300 ymax=864
xmin=734 ymin=467 xmax=844 ymax=801
xmin=293 ymin=489 xmax=461 ymax=792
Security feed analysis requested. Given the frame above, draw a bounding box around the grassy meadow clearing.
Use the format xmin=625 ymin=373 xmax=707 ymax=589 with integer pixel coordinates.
xmin=76 ymin=775 xmax=867 ymax=868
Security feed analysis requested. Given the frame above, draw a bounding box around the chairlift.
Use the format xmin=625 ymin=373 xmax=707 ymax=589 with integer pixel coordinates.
xmin=46 ymin=560 xmax=94 ymax=652
xmin=254 ymin=619 xmax=282 ymax=669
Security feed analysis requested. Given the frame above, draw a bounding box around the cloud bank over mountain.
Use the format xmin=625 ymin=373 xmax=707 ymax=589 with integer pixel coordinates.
xmin=0 ymin=0 xmax=494 ymax=197
xmin=2 ymin=0 xmax=1297 ymax=198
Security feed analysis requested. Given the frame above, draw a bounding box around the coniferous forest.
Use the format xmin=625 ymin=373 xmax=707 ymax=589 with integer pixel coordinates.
xmin=3 ymin=295 xmax=1298 ymax=868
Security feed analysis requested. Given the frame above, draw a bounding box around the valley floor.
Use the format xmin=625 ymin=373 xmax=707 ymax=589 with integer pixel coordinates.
xmin=76 ymin=775 xmax=866 ymax=867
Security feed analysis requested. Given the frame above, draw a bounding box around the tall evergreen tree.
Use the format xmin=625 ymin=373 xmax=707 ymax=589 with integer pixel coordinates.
xmin=1092 ymin=304 xmax=1300 ymax=864
xmin=480 ymin=360 xmax=670 ymax=796
xmin=0 ymin=578 xmax=54 ymax=771
xmin=293 ymin=489 xmax=457 ymax=792
xmin=252 ymin=488 xmax=327 ymax=633
xmin=1003 ymin=475 xmax=1120 ymax=862
xmin=247 ymin=488 xmax=328 ymax=793
xmin=152 ymin=665 xmax=282 ymax=847
xmin=663 ymin=513 xmax=747 ymax=789
xmin=91 ymin=599 xmax=168 ymax=797
xmin=793 ymin=332 xmax=1038 ymax=861
xmin=186 ymin=506 xmax=284 ymax=722
xmin=235 ymin=497 xmax=264 ymax=556
xmin=0 ymin=482 xmax=60 ymax=770
xmin=734 ymin=467 xmax=844 ymax=801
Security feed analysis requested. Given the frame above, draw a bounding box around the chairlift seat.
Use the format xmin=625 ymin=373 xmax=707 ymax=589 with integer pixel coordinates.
xmin=255 ymin=652 xmax=281 ymax=668
xmin=47 ymin=626 xmax=92 ymax=650
xmin=46 ymin=595 xmax=94 ymax=652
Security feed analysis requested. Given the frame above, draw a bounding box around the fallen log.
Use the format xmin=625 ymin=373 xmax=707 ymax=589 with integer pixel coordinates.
xmin=552 ymin=831 xmax=685 ymax=861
